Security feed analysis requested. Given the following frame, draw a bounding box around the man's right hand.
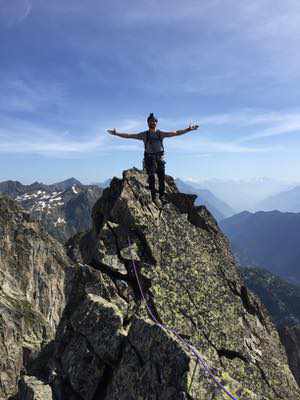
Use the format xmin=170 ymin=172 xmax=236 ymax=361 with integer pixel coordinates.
xmin=107 ymin=128 xmax=117 ymax=135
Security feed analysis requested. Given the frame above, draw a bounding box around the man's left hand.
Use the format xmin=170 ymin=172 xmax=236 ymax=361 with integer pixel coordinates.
xmin=189 ymin=123 xmax=199 ymax=131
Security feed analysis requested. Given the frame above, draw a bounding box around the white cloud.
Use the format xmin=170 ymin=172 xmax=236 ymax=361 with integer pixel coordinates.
xmin=0 ymin=116 xmax=143 ymax=157
xmin=158 ymin=109 xmax=300 ymax=152
xmin=167 ymin=136 xmax=279 ymax=154
xmin=232 ymin=112 xmax=300 ymax=143
xmin=0 ymin=130 xmax=102 ymax=155
xmin=0 ymin=78 xmax=66 ymax=113
xmin=0 ymin=107 xmax=298 ymax=157
xmin=163 ymin=109 xmax=300 ymax=143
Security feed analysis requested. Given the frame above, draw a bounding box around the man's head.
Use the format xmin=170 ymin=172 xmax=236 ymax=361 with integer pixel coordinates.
xmin=147 ymin=113 xmax=158 ymax=130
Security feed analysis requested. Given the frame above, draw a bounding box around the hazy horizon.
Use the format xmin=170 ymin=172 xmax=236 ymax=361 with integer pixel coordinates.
xmin=1 ymin=173 xmax=300 ymax=187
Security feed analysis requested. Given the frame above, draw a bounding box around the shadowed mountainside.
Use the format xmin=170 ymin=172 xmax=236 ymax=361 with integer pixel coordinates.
xmin=242 ymin=266 xmax=300 ymax=386
xmin=220 ymin=210 xmax=300 ymax=284
xmin=0 ymin=178 xmax=102 ymax=243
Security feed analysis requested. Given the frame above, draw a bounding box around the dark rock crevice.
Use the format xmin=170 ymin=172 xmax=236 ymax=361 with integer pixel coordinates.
xmin=240 ymin=286 xmax=267 ymax=330
xmin=178 ymin=307 xmax=251 ymax=367
xmin=127 ymin=225 xmax=157 ymax=266
xmin=92 ymin=364 xmax=115 ymax=400
xmin=217 ymin=348 xmax=249 ymax=363
xmin=105 ymin=221 xmax=164 ymax=324
xmin=89 ymin=258 xmax=128 ymax=282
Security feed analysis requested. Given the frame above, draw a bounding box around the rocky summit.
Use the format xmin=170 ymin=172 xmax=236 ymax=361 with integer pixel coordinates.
xmin=1 ymin=168 xmax=299 ymax=400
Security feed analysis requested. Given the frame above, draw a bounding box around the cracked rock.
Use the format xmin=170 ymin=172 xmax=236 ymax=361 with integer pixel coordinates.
xmin=2 ymin=169 xmax=300 ymax=400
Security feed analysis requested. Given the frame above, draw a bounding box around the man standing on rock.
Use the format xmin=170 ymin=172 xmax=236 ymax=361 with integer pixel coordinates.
xmin=107 ymin=113 xmax=199 ymax=204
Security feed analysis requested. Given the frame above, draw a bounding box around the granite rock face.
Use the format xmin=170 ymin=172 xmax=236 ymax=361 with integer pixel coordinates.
xmin=0 ymin=195 xmax=70 ymax=400
xmin=2 ymin=169 xmax=300 ymax=399
xmin=62 ymin=168 xmax=299 ymax=399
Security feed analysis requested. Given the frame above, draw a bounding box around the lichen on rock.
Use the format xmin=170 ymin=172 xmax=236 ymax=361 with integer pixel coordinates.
xmin=62 ymin=168 xmax=299 ymax=399
xmin=2 ymin=168 xmax=300 ymax=399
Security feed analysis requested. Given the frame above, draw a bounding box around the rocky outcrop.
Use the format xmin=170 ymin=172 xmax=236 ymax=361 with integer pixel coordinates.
xmin=2 ymin=169 xmax=300 ymax=399
xmin=60 ymin=168 xmax=299 ymax=399
xmin=18 ymin=376 xmax=53 ymax=400
xmin=0 ymin=195 xmax=71 ymax=399
xmin=279 ymin=325 xmax=300 ymax=386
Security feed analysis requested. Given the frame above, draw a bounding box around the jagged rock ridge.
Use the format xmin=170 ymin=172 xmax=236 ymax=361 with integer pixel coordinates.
xmin=1 ymin=169 xmax=299 ymax=399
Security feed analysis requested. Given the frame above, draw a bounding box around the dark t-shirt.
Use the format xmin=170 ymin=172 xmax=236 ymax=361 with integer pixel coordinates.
xmin=137 ymin=130 xmax=165 ymax=154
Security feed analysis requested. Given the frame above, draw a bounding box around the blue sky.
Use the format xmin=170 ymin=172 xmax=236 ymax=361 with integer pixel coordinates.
xmin=1 ymin=0 xmax=300 ymax=184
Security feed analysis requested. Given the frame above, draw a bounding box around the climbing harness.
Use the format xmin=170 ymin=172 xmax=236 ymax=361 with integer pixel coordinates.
xmin=145 ymin=129 xmax=164 ymax=152
xmin=127 ymin=236 xmax=240 ymax=400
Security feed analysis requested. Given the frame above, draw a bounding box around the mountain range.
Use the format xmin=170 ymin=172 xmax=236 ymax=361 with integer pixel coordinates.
xmin=175 ymin=178 xmax=235 ymax=220
xmin=0 ymin=178 xmax=102 ymax=242
xmin=187 ymin=177 xmax=295 ymax=212
xmin=220 ymin=210 xmax=300 ymax=283
xmin=0 ymin=177 xmax=82 ymax=197
xmin=257 ymin=185 xmax=300 ymax=212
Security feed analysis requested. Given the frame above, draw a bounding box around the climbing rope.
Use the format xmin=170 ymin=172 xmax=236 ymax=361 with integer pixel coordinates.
xmin=127 ymin=236 xmax=240 ymax=400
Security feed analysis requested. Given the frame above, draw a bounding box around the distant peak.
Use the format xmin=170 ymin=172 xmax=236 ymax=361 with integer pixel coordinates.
xmin=60 ymin=177 xmax=82 ymax=185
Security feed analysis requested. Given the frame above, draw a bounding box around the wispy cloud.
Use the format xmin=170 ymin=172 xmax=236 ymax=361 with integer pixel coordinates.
xmin=231 ymin=111 xmax=300 ymax=143
xmin=0 ymin=0 xmax=32 ymax=27
xmin=168 ymin=109 xmax=300 ymax=143
xmin=157 ymin=109 xmax=300 ymax=152
xmin=0 ymin=130 xmax=102 ymax=156
xmin=167 ymin=137 xmax=280 ymax=155
xmin=18 ymin=0 xmax=32 ymax=22
xmin=0 ymin=109 xmax=297 ymax=157
xmin=0 ymin=116 xmax=142 ymax=157
xmin=0 ymin=78 xmax=66 ymax=114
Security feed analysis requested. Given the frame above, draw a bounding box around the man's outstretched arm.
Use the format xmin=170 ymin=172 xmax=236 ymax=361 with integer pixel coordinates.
xmin=107 ymin=128 xmax=143 ymax=140
xmin=160 ymin=123 xmax=199 ymax=138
